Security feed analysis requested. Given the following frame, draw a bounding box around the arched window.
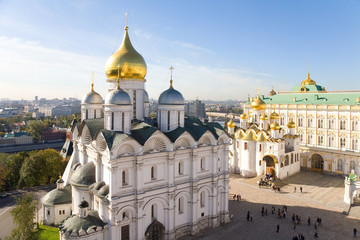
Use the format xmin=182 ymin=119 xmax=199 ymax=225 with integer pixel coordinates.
xmin=200 ymin=192 xmax=205 ymax=208
xmin=200 ymin=158 xmax=205 ymax=170
xmin=337 ymin=159 xmax=343 ymax=171
xmin=133 ymin=91 xmax=136 ymax=119
xmin=350 ymin=161 xmax=356 ymax=172
xmin=178 ymin=161 xmax=183 ymax=175
xmin=94 ymin=110 xmax=96 ymax=119
xmin=167 ymin=111 xmax=170 ymax=131
xmin=237 ymin=141 xmax=239 ymax=148
xmin=340 ymin=120 xmax=346 ymax=130
xmin=178 ymin=197 xmax=184 ymax=214
xmin=122 ymin=171 xmax=127 ymax=185
xmin=86 ymin=109 xmax=88 ymax=119
xmin=340 ymin=138 xmax=346 ymax=148
xmin=244 ymin=142 xmax=248 ymax=150
xmin=352 ymin=139 xmax=358 ymax=150
xmin=178 ymin=111 xmax=181 ymax=127
xmin=151 ymin=166 xmax=156 ymax=180
xmin=151 ymin=204 xmax=156 ymax=218
xmin=291 ymin=153 xmax=294 ymax=164
xmin=122 ymin=112 xmax=125 ymax=131
xmin=285 ymin=155 xmax=289 ymax=166
xmin=259 ymin=144 xmax=262 ymax=152
xmin=111 ymin=112 xmax=114 ymax=130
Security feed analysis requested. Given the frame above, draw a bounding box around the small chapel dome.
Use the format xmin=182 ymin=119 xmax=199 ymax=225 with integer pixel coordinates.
xmin=228 ymin=119 xmax=236 ymax=128
xmin=250 ymin=94 xmax=266 ymax=110
xmin=81 ymin=83 xmax=102 ymax=104
xmin=270 ymin=121 xmax=280 ymax=130
xmin=105 ymin=26 xmax=147 ymax=80
xmin=240 ymin=113 xmax=248 ymax=119
xmin=260 ymin=113 xmax=269 ymax=120
xmin=270 ymin=112 xmax=279 ymax=120
xmin=287 ymin=119 xmax=296 ymax=128
xmin=105 ymin=81 xmax=131 ymax=105
xmin=158 ymin=87 xmax=184 ymax=105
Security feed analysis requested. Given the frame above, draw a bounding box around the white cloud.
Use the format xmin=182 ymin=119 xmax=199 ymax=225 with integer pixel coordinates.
xmin=0 ymin=33 xmax=280 ymax=101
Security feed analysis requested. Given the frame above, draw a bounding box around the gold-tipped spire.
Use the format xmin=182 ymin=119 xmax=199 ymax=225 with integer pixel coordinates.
xmin=169 ymin=66 xmax=174 ymax=89
xmin=116 ymin=78 xmax=120 ymax=90
xmin=301 ymin=72 xmax=316 ymax=85
xmin=91 ymin=72 xmax=94 ymax=92
xmin=125 ymin=12 xmax=129 ymax=30
xmin=104 ymin=13 xmax=147 ymax=80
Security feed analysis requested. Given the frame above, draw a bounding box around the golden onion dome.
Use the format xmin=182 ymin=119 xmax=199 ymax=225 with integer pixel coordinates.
xmin=287 ymin=119 xmax=296 ymax=128
xmin=270 ymin=121 xmax=280 ymax=130
xmin=105 ymin=27 xmax=147 ymax=80
xmin=228 ymin=119 xmax=236 ymax=128
xmin=250 ymin=95 xmax=266 ymax=110
xmin=301 ymin=72 xmax=316 ymax=85
xmin=260 ymin=113 xmax=269 ymax=121
xmin=270 ymin=112 xmax=279 ymax=120
xmin=240 ymin=113 xmax=248 ymax=119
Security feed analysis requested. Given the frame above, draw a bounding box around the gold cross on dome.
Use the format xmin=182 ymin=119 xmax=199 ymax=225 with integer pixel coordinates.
xmin=125 ymin=12 xmax=128 ymax=27
xmin=169 ymin=66 xmax=174 ymax=88
xmin=256 ymin=88 xmax=261 ymax=97
xmin=91 ymin=72 xmax=94 ymax=92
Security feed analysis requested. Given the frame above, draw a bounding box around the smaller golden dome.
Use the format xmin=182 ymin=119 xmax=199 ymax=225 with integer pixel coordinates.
xmin=270 ymin=112 xmax=279 ymax=120
xmin=260 ymin=113 xmax=269 ymax=121
xmin=250 ymin=95 xmax=266 ymax=110
xmin=301 ymin=72 xmax=316 ymax=85
xmin=287 ymin=119 xmax=296 ymax=128
xmin=240 ymin=113 xmax=248 ymax=119
xmin=270 ymin=121 xmax=280 ymax=130
xmin=228 ymin=119 xmax=236 ymax=128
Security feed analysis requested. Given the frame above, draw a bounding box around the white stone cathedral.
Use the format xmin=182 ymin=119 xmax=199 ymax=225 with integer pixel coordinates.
xmin=41 ymin=24 xmax=230 ymax=240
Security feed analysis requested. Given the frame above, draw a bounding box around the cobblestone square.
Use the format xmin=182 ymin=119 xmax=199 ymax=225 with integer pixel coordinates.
xmin=182 ymin=170 xmax=360 ymax=240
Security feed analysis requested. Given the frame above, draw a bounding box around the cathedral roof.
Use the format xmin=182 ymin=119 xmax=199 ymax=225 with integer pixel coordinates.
xmin=70 ymin=162 xmax=96 ymax=187
xmin=76 ymin=116 xmax=226 ymax=151
xmin=59 ymin=210 xmax=107 ymax=237
xmin=90 ymin=181 xmax=110 ymax=199
xmin=41 ymin=185 xmax=72 ymax=206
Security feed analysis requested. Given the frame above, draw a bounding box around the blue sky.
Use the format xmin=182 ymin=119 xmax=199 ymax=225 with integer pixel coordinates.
xmin=0 ymin=0 xmax=359 ymax=100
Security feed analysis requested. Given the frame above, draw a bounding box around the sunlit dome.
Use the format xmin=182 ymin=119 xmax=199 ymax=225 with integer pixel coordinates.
xmin=105 ymin=27 xmax=147 ymax=80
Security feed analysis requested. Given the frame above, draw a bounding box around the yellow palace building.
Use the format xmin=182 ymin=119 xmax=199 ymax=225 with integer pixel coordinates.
xmin=242 ymin=73 xmax=360 ymax=176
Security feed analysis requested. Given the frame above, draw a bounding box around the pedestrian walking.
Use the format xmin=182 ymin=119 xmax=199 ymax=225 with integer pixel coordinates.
xmin=293 ymin=222 xmax=296 ymax=230
xmin=233 ymin=194 xmax=236 ymax=200
xmin=314 ymin=232 xmax=319 ymax=239
xmin=239 ymin=194 xmax=241 ymax=201
xmin=300 ymin=186 xmax=303 ymax=193
xmin=247 ymin=211 xmax=250 ymax=221
xmin=307 ymin=217 xmax=311 ymax=226
xmin=236 ymin=195 xmax=239 ymax=201
xmin=276 ymin=224 xmax=280 ymax=233
xmin=354 ymin=228 xmax=357 ymax=238
xmin=294 ymin=186 xmax=297 ymax=192
xmin=261 ymin=206 xmax=264 ymax=216
xmin=314 ymin=223 xmax=318 ymax=230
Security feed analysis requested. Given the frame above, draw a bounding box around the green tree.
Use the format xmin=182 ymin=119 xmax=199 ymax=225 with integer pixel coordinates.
xmin=26 ymin=120 xmax=45 ymax=142
xmin=19 ymin=149 xmax=64 ymax=187
xmin=0 ymin=152 xmax=27 ymax=191
xmin=8 ymin=193 xmax=40 ymax=240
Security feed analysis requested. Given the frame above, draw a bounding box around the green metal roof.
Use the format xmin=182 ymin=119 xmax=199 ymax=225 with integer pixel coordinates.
xmin=70 ymin=162 xmax=96 ymax=187
xmin=261 ymin=91 xmax=360 ymax=106
xmin=59 ymin=210 xmax=106 ymax=235
xmin=82 ymin=119 xmax=104 ymax=138
xmin=41 ymin=185 xmax=72 ymax=206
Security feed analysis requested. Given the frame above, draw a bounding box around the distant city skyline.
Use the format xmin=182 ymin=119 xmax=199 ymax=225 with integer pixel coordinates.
xmin=0 ymin=0 xmax=359 ymax=101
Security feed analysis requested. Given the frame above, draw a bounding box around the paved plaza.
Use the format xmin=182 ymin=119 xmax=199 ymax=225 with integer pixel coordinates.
xmin=181 ymin=170 xmax=360 ymax=240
